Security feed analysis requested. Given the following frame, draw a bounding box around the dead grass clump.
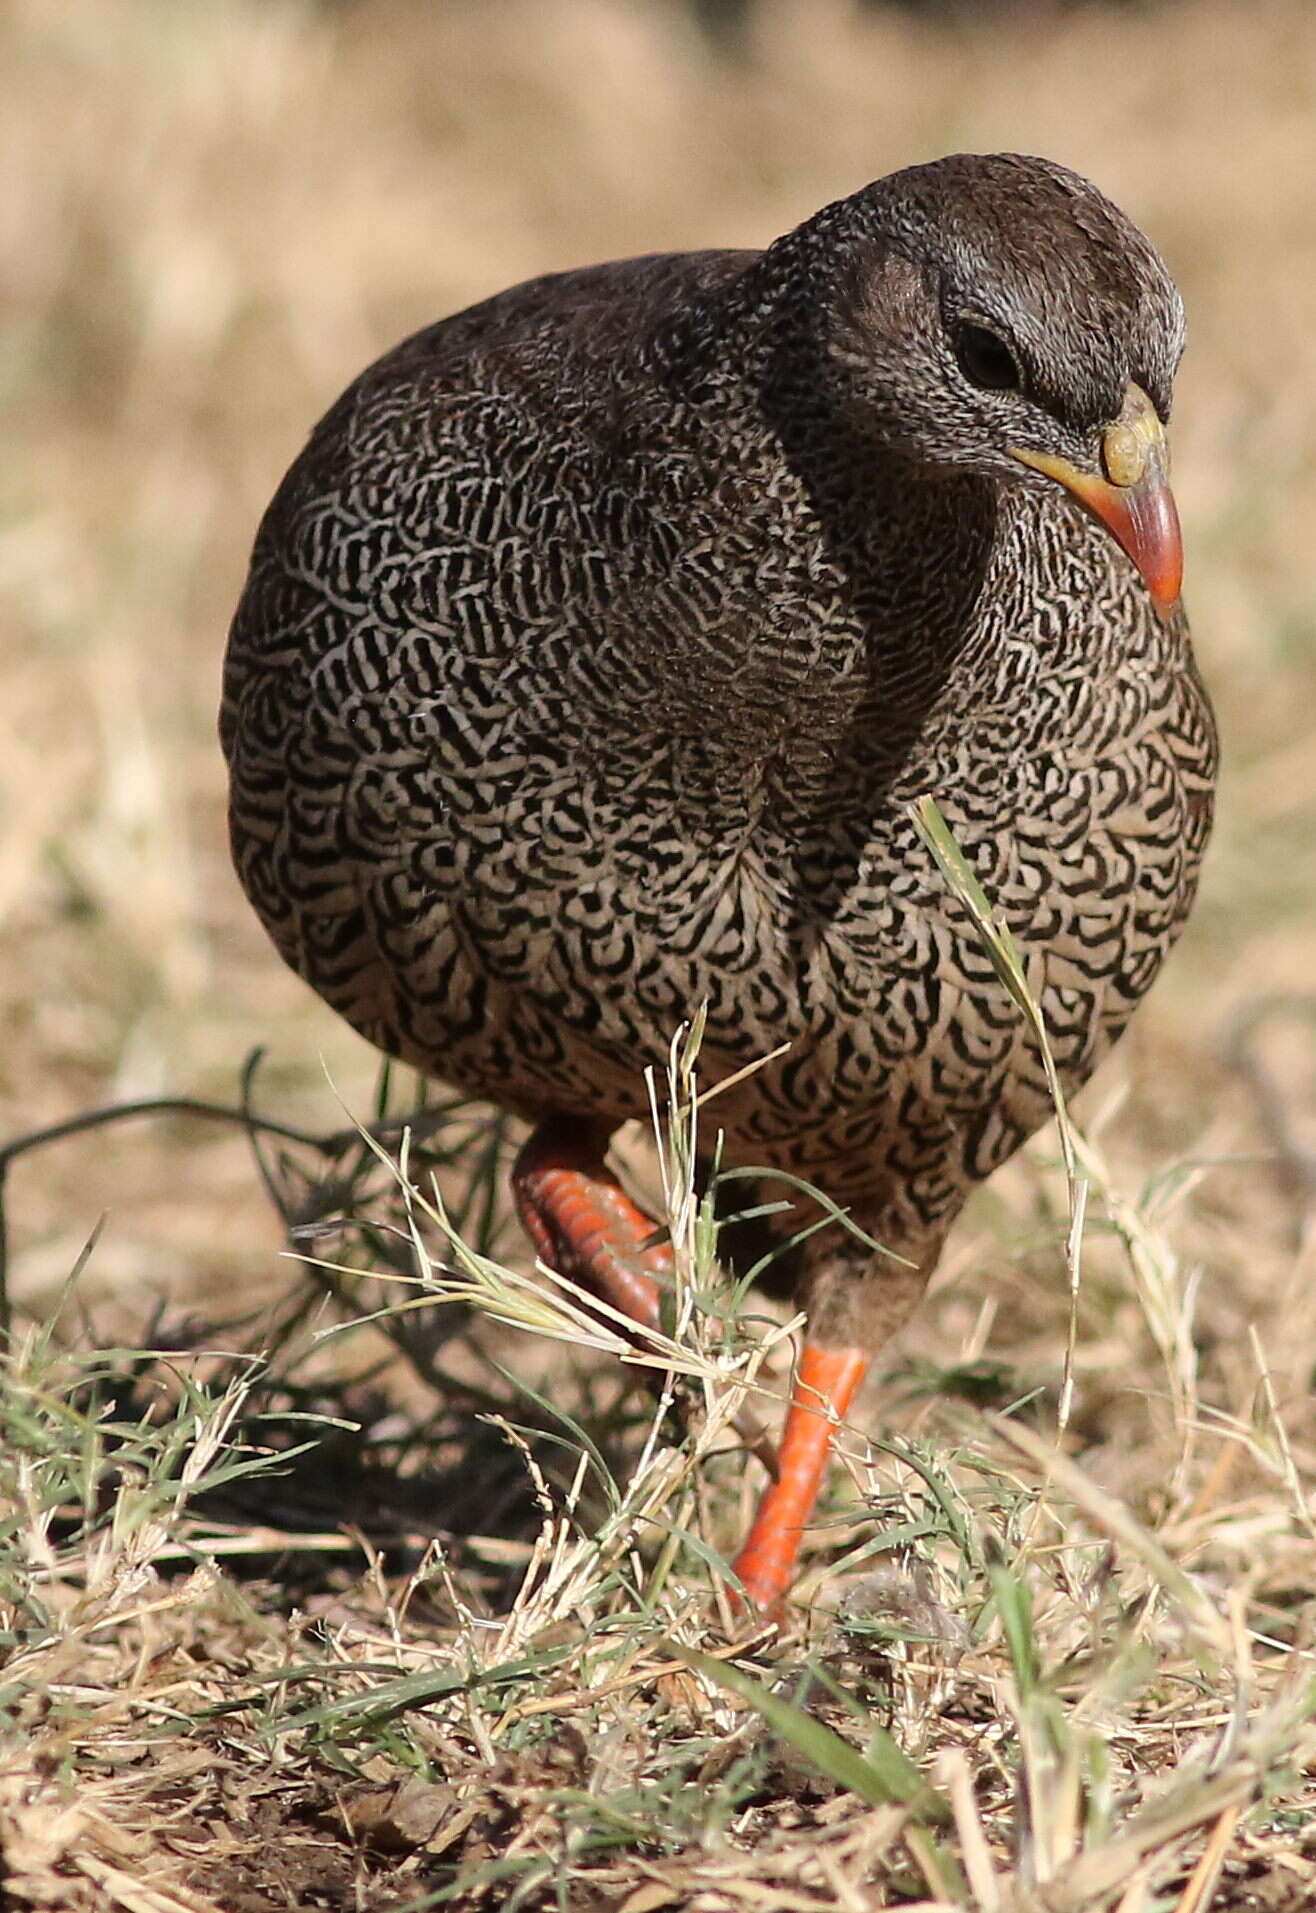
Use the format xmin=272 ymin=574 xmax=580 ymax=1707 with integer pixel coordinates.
xmin=5 ymin=1021 xmax=1316 ymax=1907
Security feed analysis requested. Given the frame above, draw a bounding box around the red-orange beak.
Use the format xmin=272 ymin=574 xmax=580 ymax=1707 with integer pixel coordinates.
xmin=1011 ymin=383 xmax=1183 ymax=614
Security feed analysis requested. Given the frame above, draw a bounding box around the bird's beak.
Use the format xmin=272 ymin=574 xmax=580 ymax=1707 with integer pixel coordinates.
xmin=1010 ymin=383 xmax=1183 ymax=613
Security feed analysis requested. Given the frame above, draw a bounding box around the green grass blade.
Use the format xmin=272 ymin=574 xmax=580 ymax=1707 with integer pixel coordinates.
xmin=666 ymin=1640 xmax=952 ymax=1825
xmin=983 ymin=1532 xmax=1041 ymax=1697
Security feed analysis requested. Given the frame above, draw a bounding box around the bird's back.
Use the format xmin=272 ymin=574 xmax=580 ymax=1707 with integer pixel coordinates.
xmin=222 ymin=246 xmax=784 ymax=1091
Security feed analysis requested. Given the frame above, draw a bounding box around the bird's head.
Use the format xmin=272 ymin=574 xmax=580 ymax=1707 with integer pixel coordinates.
xmin=812 ymin=152 xmax=1186 ymax=611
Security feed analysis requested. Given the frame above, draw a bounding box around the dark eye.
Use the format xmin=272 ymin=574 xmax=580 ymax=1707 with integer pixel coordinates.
xmin=953 ymin=322 xmax=1022 ymax=394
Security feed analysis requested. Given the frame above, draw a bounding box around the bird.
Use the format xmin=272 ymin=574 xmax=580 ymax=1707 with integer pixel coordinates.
xmin=221 ymin=153 xmax=1217 ymax=1612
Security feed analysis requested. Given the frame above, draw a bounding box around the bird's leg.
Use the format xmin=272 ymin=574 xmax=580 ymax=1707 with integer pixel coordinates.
xmin=730 ymin=1220 xmax=937 ymax=1612
xmin=731 ymin=1342 xmax=869 ymax=1612
xmin=512 ymin=1115 xmax=779 ymax=1476
xmin=512 ymin=1115 xmax=669 ymax=1334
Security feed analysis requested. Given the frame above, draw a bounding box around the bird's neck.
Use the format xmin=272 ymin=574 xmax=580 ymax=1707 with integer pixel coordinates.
xmin=630 ymin=245 xmax=1009 ymax=792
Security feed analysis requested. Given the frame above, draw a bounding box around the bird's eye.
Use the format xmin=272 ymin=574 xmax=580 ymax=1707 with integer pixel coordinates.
xmin=953 ymin=322 xmax=1022 ymax=394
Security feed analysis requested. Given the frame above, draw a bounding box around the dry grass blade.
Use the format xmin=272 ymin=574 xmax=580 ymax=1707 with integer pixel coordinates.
xmin=1043 ymin=1727 xmax=1314 ymax=1912
xmin=937 ymin=1750 xmax=1003 ymax=1913
xmin=909 ymin=797 xmax=1078 ymax=1173
xmin=910 ymin=796 xmax=1090 ymax=1436
xmin=1172 ymin=1803 xmax=1243 ymax=1913
xmin=989 ymin=1413 xmax=1232 ymax=1656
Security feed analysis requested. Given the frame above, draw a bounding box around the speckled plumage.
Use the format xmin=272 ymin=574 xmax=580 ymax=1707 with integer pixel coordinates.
xmin=222 ymin=154 xmax=1216 ymax=1351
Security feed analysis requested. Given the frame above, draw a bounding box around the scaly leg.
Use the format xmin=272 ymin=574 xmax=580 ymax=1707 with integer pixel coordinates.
xmin=732 ymin=1343 xmax=869 ymax=1611
xmin=511 ymin=1114 xmax=779 ymax=1478
xmin=512 ymin=1115 xmax=670 ymax=1333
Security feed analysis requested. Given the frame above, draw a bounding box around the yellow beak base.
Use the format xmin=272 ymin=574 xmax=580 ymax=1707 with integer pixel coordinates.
xmin=1011 ymin=384 xmax=1183 ymax=614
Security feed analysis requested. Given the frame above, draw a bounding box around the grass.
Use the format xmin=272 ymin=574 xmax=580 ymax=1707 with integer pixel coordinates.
xmin=6 ymin=1043 xmax=1316 ymax=1907
xmin=5 ymin=0 xmax=1316 ymax=1905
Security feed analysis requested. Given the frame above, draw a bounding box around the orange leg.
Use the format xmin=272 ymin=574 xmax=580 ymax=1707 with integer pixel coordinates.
xmin=512 ymin=1117 xmax=671 ymax=1334
xmin=512 ymin=1116 xmax=780 ymax=1480
xmin=732 ymin=1343 xmax=869 ymax=1611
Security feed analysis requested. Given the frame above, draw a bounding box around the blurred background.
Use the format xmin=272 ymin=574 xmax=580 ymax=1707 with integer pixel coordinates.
xmin=3 ymin=0 xmax=1314 ymax=1446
